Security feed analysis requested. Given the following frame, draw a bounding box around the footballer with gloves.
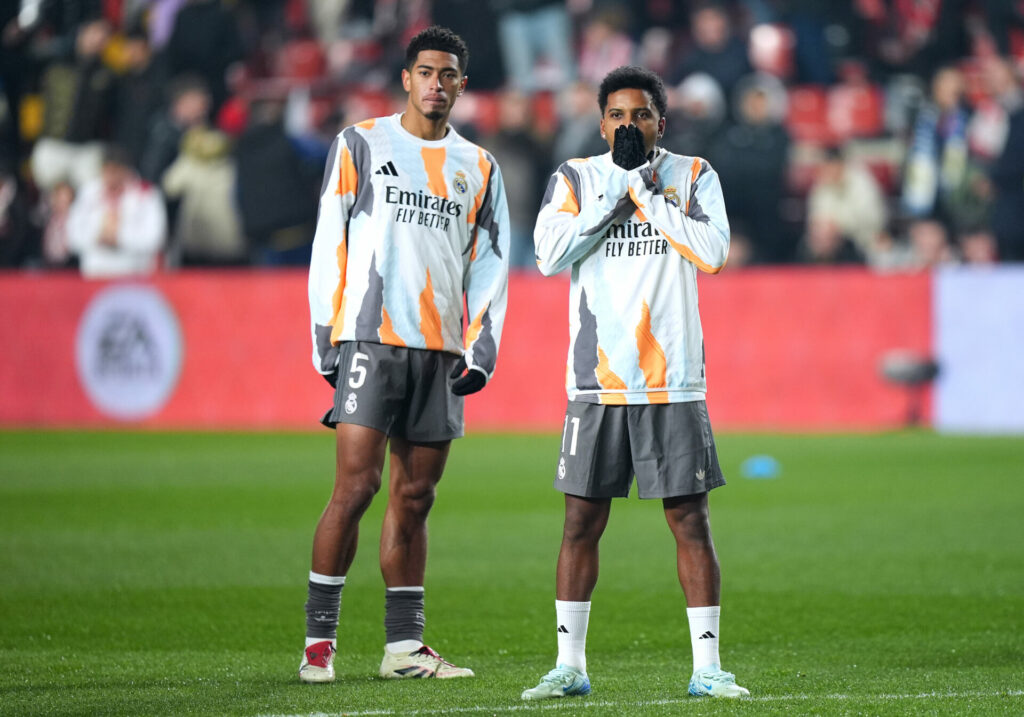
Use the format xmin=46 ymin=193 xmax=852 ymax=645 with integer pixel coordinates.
xmin=522 ymin=66 xmax=748 ymax=701
xmin=302 ymin=26 xmax=509 ymax=684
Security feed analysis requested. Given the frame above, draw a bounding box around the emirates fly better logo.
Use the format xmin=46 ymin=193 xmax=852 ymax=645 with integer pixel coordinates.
xmin=75 ymin=285 xmax=183 ymax=420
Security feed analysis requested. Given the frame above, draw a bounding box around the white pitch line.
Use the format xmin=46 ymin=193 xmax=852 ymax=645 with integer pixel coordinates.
xmin=259 ymin=689 xmax=1024 ymax=717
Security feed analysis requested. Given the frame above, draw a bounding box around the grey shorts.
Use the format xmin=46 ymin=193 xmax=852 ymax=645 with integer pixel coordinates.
xmin=321 ymin=341 xmax=464 ymax=442
xmin=554 ymin=400 xmax=725 ymax=499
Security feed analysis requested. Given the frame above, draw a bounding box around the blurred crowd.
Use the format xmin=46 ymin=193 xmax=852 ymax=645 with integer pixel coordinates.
xmin=1 ymin=0 xmax=1023 ymax=276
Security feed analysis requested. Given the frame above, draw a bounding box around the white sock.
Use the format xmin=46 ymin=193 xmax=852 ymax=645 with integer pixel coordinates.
xmin=687 ymin=605 xmax=721 ymax=672
xmin=555 ymin=600 xmax=591 ymax=673
xmin=385 ymin=638 xmax=423 ymax=653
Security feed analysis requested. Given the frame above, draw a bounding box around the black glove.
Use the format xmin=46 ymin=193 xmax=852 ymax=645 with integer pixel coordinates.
xmin=612 ymin=124 xmax=647 ymax=170
xmin=322 ymin=370 xmax=338 ymax=388
xmin=449 ymin=357 xmax=487 ymax=396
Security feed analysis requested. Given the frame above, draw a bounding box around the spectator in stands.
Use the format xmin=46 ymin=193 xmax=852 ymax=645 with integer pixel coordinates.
xmin=550 ymin=81 xmax=607 ymax=169
xmin=710 ymin=74 xmax=792 ymax=262
xmin=483 ymin=90 xmax=549 ymax=268
xmin=29 ymin=17 xmax=115 ymax=190
xmin=139 ymin=75 xmax=211 ymax=184
xmin=796 ymin=216 xmax=865 ymax=265
xmin=491 ymin=0 xmax=576 ymax=93
xmin=40 ymin=180 xmax=76 ymax=268
xmin=986 ymin=59 xmax=1024 ymax=261
xmin=577 ymin=6 xmax=636 ymax=87
xmin=234 ymin=98 xmax=318 ymax=266
xmin=67 ymin=145 xmax=167 ymax=278
xmin=164 ymin=0 xmax=244 ymax=111
xmin=904 ymin=218 xmax=957 ymax=270
xmin=113 ymin=27 xmax=168 ymax=170
xmin=664 ymin=72 xmax=726 ymax=157
xmin=856 ymin=0 xmax=969 ymax=80
xmin=162 ymin=125 xmax=246 ymax=266
xmin=806 ymin=146 xmax=889 ymax=267
xmin=958 ymin=229 xmax=998 ymax=265
xmin=901 ymin=65 xmax=978 ymax=229
xmin=670 ymin=2 xmax=751 ymax=105
xmin=0 ymin=158 xmax=36 ymax=267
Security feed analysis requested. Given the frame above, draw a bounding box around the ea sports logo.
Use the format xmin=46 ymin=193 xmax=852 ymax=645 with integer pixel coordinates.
xmin=75 ymin=285 xmax=183 ymax=420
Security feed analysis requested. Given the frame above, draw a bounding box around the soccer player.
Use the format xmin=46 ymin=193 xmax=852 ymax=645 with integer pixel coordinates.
xmin=300 ymin=26 xmax=509 ymax=683
xmin=521 ymin=66 xmax=748 ymax=700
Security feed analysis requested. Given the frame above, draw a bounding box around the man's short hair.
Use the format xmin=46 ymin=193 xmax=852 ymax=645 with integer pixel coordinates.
xmin=598 ymin=66 xmax=668 ymax=118
xmin=405 ymin=25 xmax=469 ymax=74
xmin=102 ymin=144 xmax=135 ymax=169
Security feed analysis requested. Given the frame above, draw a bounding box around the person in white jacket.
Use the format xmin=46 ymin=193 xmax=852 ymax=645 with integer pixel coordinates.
xmin=522 ymin=66 xmax=748 ymax=702
xmin=299 ymin=26 xmax=510 ymax=686
xmin=67 ymin=145 xmax=167 ymax=278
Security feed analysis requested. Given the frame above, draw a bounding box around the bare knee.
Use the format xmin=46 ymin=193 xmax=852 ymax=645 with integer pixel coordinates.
xmin=327 ymin=466 xmax=382 ymax=517
xmin=562 ymin=497 xmax=609 ymax=546
xmin=390 ymin=478 xmax=436 ymax=521
xmin=665 ymin=495 xmax=713 ymax=545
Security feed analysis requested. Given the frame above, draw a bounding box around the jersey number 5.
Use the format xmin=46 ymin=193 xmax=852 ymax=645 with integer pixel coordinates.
xmin=348 ymin=352 xmax=370 ymax=389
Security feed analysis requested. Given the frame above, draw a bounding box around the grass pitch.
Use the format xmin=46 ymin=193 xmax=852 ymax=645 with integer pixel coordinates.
xmin=1 ymin=430 xmax=1022 ymax=716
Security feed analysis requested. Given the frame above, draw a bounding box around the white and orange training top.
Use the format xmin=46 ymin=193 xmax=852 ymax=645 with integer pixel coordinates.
xmin=309 ymin=114 xmax=510 ymax=381
xmin=534 ymin=148 xmax=729 ymax=405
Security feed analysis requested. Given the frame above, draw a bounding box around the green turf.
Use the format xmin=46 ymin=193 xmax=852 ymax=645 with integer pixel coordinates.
xmin=1 ymin=430 xmax=1022 ymax=716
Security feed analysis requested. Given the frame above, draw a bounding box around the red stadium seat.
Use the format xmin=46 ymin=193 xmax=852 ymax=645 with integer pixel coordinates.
xmin=828 ymin=83 xmax=884 ymax=140
xmin=786 ymin=86 xmax=832 ymax=144
xmin=276 ymin=39 xmax=326 ymax=81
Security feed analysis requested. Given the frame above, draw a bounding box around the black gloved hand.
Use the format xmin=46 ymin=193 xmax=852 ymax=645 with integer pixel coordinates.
xmin=612 ymin=124 xmax=647 ymax=170
xmin=323 ymin=370 xmax=338 ymax=388
xmin=449 ymin=357 xmax=487 ymax=396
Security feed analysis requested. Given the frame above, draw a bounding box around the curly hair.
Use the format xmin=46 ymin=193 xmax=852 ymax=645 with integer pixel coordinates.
xmin=405 ymin=25 xmax=469 ymax=74
xmin=598 ymin=66 xmax=668 ymax=118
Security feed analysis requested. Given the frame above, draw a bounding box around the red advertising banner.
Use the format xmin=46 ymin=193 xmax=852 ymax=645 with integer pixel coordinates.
xmin=0 ymin=268 xmax=930 ymax=431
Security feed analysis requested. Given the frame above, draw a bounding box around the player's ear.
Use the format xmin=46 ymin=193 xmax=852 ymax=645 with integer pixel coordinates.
xmin=457 ymin=75 xmax=467 ymax=96
xmin=657 ymin=115 xmax=666 ymax=139
xmin=401 ymin=68 xmax=411 ymax=92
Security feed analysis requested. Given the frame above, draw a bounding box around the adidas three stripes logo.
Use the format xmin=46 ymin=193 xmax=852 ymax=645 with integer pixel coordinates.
xmin=698 ymin=630 xmax=716 ymax=639
xmin=375 ymin=161 xmax=399 ymax=176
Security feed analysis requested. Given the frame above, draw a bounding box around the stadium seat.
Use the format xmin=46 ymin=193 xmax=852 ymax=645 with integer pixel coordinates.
xmin=786 ymin=86 xmax=832 ymax=144
xmin=276 ymin=39 xmax=327 ymax=81
xmin=828 ymin=83 xmax=884 ymax=140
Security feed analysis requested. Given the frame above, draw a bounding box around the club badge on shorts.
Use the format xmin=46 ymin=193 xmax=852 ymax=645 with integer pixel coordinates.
xmin=345 ymin=392 xmax=358 ymax=414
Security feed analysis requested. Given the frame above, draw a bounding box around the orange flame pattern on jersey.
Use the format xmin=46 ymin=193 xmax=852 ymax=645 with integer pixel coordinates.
xmin=419 ymin=269 xmax=444 ymax=350
xmin=558 ymin=174 xmax=580 ymax=215
xmin=379 ymin=306 xmax=405 ymax=346
xmin=596 ymin=345 xmax=627 ymax=390
xmin=329 ymin=145 xmax=358 ymax=342
xmin=465 ymin=304 xmax=487 ymax=349
xmin=422 ymin=147 xmax=448 ymax=198
xmin=636 ymin=300 xmax=667 ymax=389
xmin=329 ymin=237 xmax=348 ymax=342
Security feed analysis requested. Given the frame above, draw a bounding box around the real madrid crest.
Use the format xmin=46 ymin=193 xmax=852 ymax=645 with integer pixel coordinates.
xmin=663 ymin=185 xmax=680 ymax=206
xmin=453 ymin=170 xmax=468 ymax=195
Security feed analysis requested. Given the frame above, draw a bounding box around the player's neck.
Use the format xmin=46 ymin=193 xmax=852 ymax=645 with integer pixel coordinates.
xmin=400 ymin=109 xmax=450 ymax=142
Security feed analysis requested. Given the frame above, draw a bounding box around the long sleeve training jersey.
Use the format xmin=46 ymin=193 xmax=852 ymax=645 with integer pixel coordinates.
xmin=534 ymin=148 xmax=729 ymax=404
xmin=309 ymin=114 xmax=510 ymax=381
